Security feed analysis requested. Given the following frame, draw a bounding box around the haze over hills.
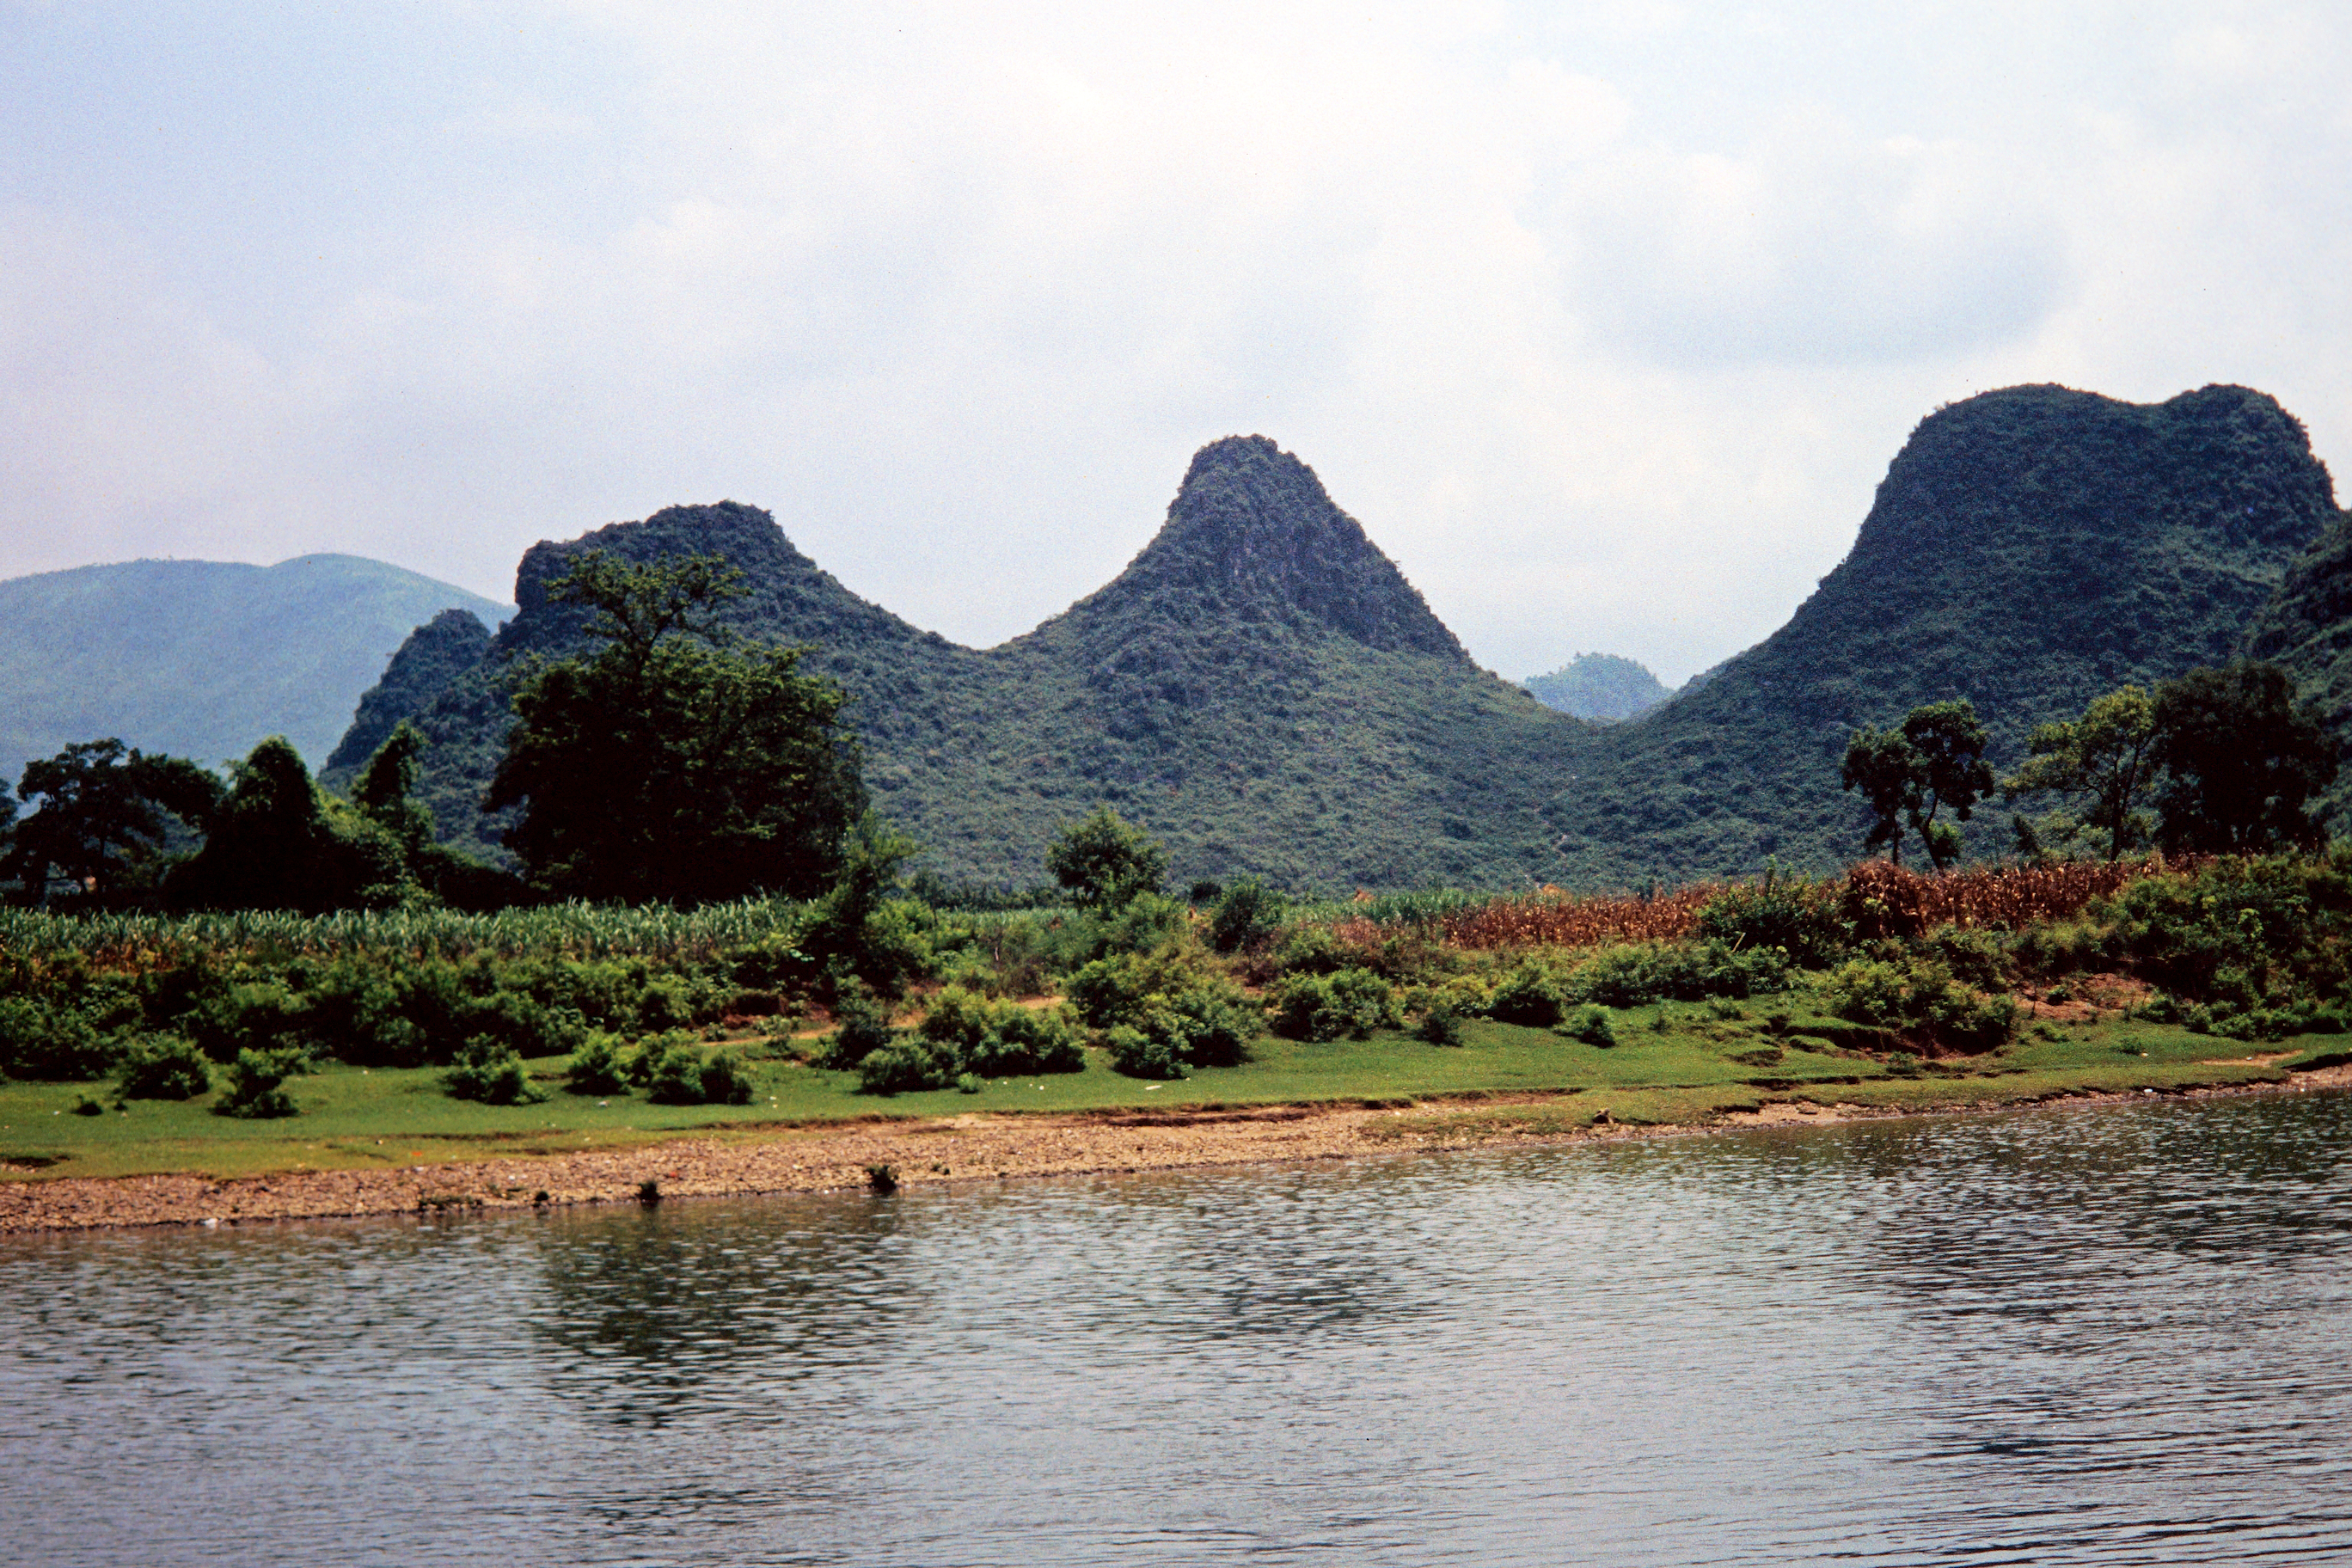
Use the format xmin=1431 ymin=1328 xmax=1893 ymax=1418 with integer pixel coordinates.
xmin=1544 ymin=383 xmax=2337 ymax=885
xmin=341 ymin=383 xmax=2335 ymax=892
xmin=0 ymin=555 xmax=509 ymax=790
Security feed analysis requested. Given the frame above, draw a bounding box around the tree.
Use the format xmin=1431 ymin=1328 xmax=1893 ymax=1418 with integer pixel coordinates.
xmin=1841 ymin=699 xmax=1994 ymax=870
xmin=169 ymin=736 xmax=406 ymax=912
xmin=486 ymin=550 xmax=865 ymax=903
xmin=1045 ymin=805 xmax=1167 ymax=910
xmin=3 ymin=739 xmax=222 ymax=906
xmin=1841 ymin=727 xmax=1920 ymax=866
xmin=2002 ymin=686 xmax=2159 ymax=861
xmin=2149 ymin=660 xmax=2337 ymax=854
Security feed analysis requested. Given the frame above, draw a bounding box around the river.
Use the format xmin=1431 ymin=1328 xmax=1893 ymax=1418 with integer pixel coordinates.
xmin=5 ymin=1090 xmax=2350 ymax=1565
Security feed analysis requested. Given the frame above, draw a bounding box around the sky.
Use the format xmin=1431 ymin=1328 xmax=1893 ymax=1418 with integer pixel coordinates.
xmin=3 ymin=1 xmax=2348 ymax=686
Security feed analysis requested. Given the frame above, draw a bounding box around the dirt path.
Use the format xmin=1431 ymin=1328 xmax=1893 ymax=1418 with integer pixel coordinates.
xmin=6 ymin=1067 xmax=2349 ymax=1234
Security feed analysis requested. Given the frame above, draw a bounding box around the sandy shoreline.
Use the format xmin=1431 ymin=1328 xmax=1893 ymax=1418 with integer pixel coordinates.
xmin=6 ymin=1066 xmax=2349 ymax=1235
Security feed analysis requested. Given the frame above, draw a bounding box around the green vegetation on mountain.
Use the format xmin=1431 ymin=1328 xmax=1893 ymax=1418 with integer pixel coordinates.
xmin=0 ymin=554 xmax=508 ymax=782
xmin=2243 ymin=500 xmax=2352 ymax=825
xmin=343 ymin=384 xmax=2330 ymax=892
xmin=1544 ymin=384 xmax=2336 ymax=885
xmin=367 ymin=439 xmax=1585 ymax=891
xmin=1524 ymin=652 xmax=1671 ymax=721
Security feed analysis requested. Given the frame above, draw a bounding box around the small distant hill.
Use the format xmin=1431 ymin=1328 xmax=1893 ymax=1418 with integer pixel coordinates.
xmin=1524 ymin=654 xmax=1672 ymax=721
xmin=1544 ymin=383 xmax=2335 ymax=883
xmin=0 ymin=555 xmax=510 ymax=788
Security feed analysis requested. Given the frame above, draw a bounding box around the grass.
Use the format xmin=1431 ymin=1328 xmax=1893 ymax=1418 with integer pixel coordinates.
xmin=0 ymin=993 xmax=2304 ymax=1184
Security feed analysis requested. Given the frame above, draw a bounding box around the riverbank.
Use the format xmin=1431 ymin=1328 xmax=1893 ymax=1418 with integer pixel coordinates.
xmin=9 ymin=1062 xmax=2349 ymax=1234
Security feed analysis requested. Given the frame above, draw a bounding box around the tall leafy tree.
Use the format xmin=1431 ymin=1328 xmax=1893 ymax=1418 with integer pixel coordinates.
xmin=170 ymin=737 xmax=407 ymax=912
xmin=2003 ymin=686 xmax=2159 ymax=861
xmin=1841 ymin=700 xmax=1994 ymax=870
xmin=1841 ymin=728 xmax=1920 ymax=867
xmin=1901 ymin=700 xmax=1995 ymax=871
xmin=3 ymin=739 xmax=222 ymax=906
xmin=2149 ymin=661 xmax=2337 ymax=854
xmin=1045 ymin=805 xmax=1168 ymax=909
xmin=487 ymin=550 xmax=866 ymax=903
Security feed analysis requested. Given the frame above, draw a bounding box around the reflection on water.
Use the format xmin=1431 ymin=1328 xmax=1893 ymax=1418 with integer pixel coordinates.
xmin=4 ymin=1092 xmax=2351 ymax=1565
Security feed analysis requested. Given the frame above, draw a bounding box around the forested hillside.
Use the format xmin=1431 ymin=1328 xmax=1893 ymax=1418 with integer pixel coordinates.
xmin=346 ymin=438 xmax=1589 ymax=890
xmin=1545 ymin=383 xmax=2335 ymax=884
xmin=2244 ymin=500 xmax=2352 ymax=825
xmin=346 ymin=385 xmax=2332 ymax=892
xmin=0 ymin=555 xmax=508 ymax=784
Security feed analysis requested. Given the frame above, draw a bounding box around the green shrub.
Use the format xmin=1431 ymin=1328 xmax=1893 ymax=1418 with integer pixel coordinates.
xmin=565 ymin=1032 xmax=632 ymax=1095
xmin=956 ymin=1071 xmax=983 ymax=1094
xmin=632 ymin=1035 xmax=755 ymax=1104
xmin=1268 ymin=967 xmax=1395 ymax=1042
xmin=820 ymin=992 xmax=897 ymax=1069
xmin=213 ymin=1047 xmax=302 ymax=1118
xmin=1561 ymin=941 xmax=1788 ymax=1008
xmin=1487 ymin=962 xmax=1566 ymax=1026
xmin=1210 ymin=879 xmax=1286 ymax=953
xmin=70 ymin=1093 xmax=107 ymax=1117
xmin=444 ymin=1036 xmax=548 ymax=1105
xmin=183 ymin=979 xmax=308 ymax=1064
xmin=0 ymin=995 xmax=117 ymax=1081
xmin=1105 ymin=1025 xmax=1186 ymax=1080
xmin=964 ymin=1007 xmax=1087 ymax=1076
xmin=1820 ymin=956 xmax=2015 ymax=1053
xmin=1270 ymin=925 xmax=1348 ymax=977
xmin=1413 ymin=1006 xmax=1464 ymax=1047
xmin=695 ymin=1049 xmax=756 ymax=1105
xmin=1692 ymin=870 xmax=1848 ymax=967
xmin=114 ymin=1034 xmax=212 ymax=1100
xmin=856 ymin=1038 xmax=960 ymax=1095
xmin=1557 ymin=1004 xmax=1616 ymax=1047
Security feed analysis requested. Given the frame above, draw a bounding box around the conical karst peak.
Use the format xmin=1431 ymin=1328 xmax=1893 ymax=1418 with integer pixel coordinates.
xmin=1098 ymin=434 xmax=1467 ymax=659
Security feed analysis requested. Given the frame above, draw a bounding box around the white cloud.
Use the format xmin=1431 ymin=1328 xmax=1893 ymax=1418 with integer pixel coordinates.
xmin=1 ymin=0 xmax=2348 ymax=686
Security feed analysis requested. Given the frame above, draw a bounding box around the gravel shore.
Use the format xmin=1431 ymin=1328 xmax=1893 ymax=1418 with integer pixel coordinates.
xmin=5 ymin=1066 xmax=2344 ymax=1234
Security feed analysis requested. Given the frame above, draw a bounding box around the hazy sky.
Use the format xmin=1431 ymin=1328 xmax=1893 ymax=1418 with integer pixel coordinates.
xmin=3 ymin=2 xmax=2347 ymax=683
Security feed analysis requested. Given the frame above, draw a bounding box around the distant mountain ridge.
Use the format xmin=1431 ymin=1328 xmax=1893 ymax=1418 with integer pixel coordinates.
xmin=0 ymin=555 xmax=509 ymax=789
xmin=341 ymin=384 xmax=2336 ymax=891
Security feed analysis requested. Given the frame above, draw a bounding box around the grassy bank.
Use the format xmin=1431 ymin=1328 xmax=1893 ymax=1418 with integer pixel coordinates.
xmin=1 ymin=997 xmax=2322 ymax=1184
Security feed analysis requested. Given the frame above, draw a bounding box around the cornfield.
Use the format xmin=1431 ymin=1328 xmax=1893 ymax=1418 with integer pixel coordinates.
xmin=1838 ymin=855 xmax=2179 ymax=938
xmin=1330 ymin=856 xmax=2188 ymax=953
xmin=0 ymin=897 xmax=819 ymax=970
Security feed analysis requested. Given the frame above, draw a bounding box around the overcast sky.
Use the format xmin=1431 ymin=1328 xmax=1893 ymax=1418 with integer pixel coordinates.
xmin=3 ymin=1 xmax=2347 ymax=684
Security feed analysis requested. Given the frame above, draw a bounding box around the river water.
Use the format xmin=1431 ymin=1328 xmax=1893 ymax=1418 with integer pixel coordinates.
xmin=5 ymin=1091 xmax=2351 ymax=1566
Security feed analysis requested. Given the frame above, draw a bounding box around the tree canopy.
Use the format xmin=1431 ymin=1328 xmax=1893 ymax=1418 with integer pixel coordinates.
xmin=486 ymin=550 xmax=866 ymax=903
xmin=3 ymin=739 xmax=222 ymax=906
xmin=1045 ymin=805 xmax=1168 ymax=910
xmin=2003 ymin=686 xmax=2159 ymax=861
xmin=2148 ymin=661 xmax=2337 ymax=854
xmin=1841 ymin=700 xmax=1994 ymax=870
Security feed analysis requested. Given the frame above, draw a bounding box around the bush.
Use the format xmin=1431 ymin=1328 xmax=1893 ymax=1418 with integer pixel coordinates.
xmin=1413 ymin=1006 xmax=1464 ymax=1047
xmin=183 ymin=979 xmax=308 ymax=1064
xmin=820 ymin=992 xmax=897 ymax=1069
xmin=1562 ymin=940 xmax=1790 ymax=1008
xmin=115 ymin=1034 xmax=212 ymax=1100
xmin=1556 ymin=1004 xmax=1615 ymax=1047
xmin=565 ymin=1032 xmax=633 ymax=1094
xmin=856 ymin=1039 xmax=960 ymax=1095
xmin=1820 ymin=957 xmax=2015 ymax=1053
xmin=1105 ymin=1025 xmax=1186 ymax=1080
xmin=634 ymin=1036 xmax=756 ymax=1105
xmin=444 ymin=1036 xmax=548 ymax=1106
xmin=213 ymin=1047 xmax=302 ymax=1119
xmin=1270 ymin=925 xmax=1348 ymax=977
xmin=1692 ymin=871 xmax=1848 ymax=967
xmin=965 ymin=1008 xmax=1087 ymax=1076
xmin=0 ymin=995 xmax=117 ymax=1081
xmin=1268 ymin=967 xmax=1395 ymax=1042
xmin=1487 ymin=962 xmax=1566 ymax=1026
xmin=1210 ymin=879 xmax=1286 ymax=952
